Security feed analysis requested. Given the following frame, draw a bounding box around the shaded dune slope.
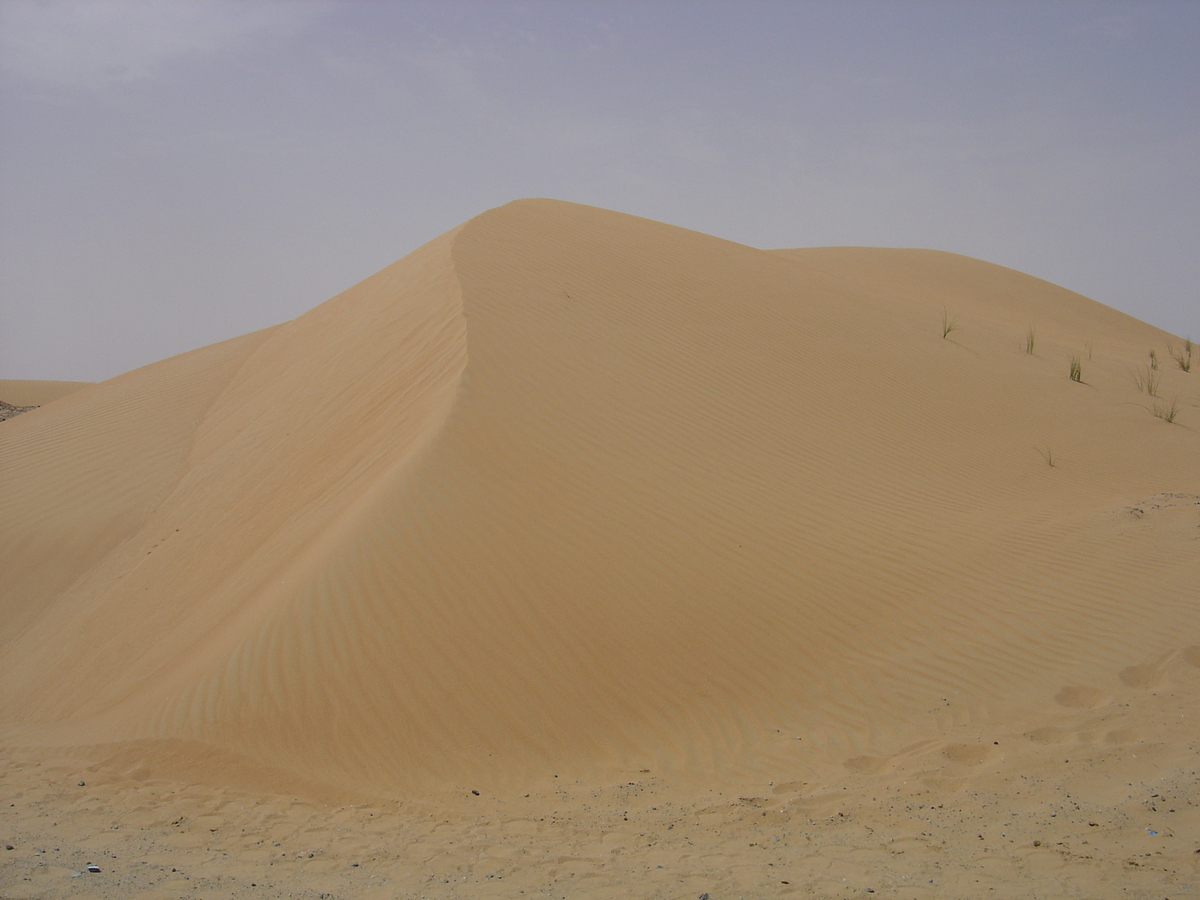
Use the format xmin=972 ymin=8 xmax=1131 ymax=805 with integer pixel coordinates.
xmin=1 ymin=200 xmax=1197 ymax=797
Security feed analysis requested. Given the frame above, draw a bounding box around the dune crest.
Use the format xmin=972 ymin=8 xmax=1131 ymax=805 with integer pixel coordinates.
xmin=2 ymin=200 xmax=1197 ymax=799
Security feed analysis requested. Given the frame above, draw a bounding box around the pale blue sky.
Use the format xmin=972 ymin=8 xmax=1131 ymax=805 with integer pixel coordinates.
xmin=2 ymin=0 xmax=1197 ymax=381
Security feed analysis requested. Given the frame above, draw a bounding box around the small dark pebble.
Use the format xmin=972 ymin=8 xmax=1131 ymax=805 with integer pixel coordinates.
xmin=86 ymin=865 xmax=101 ymax=873
xmin=349 ymin=861 xmax=359 ymax=867
xmin=1033 ymin=840 xmax=1041 ymax=847
xmin=471 ymin=789 xmax=480 ymax=796
xmin=699 ymin=894 xmax=709 ymax=900
xmin=5 ymin=845 xmax=13 ymax=850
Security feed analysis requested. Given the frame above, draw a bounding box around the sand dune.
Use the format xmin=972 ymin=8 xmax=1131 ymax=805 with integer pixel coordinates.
xmin=3 ymin=199 xmax=1197 ymax=795
xmin=2 ymin=200 xmax=1198 ymax=892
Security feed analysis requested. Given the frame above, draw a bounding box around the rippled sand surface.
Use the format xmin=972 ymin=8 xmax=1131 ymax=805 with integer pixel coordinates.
xmin=3 ymin=200 xmax=1197 ymax=898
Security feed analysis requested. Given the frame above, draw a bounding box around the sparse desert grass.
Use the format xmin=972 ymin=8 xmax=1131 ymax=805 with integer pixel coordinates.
xmin=1133 ymin=365 xmax=1160 ymax=396
xmin=1069 ymin=355 xmax=1083 ymax=383
xmin=1169 ymin=338 xmax=1193 ymax=372
xmin=1152 ymin=397 xmax=1180 ymax=423
xmin=941 ymin=309 xmax=959 ymax=340
xmin=1024 ymin=326 xmax=1036 ymax=355
xmin=1037 ymin=446 xmax=1056 ymax=467
xmin=1149 ymin=348 xmax=1160 ymax=370
xmin=1085 ymin=341 xmax=1094 ymax=361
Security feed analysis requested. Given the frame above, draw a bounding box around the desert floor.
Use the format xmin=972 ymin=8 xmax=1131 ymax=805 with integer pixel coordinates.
xmin=4 ymin=652 xmax=1200 ymax=900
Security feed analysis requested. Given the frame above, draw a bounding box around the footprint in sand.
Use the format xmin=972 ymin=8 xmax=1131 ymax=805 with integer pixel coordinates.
xmin=1119 ymin=664 xmax=1166 ymax=689
xmin=943 ymin=743 xmax=995 ymax=765
xmin=1104 ymin=728 xmax=1139 ymax=745
xmin=770 ymin=781 xmax=807 ymax=795
xmin=1027 ymin=726 xmax=1071 ymax=744
xmin=1054 ymin=686 xmax=1109 ymax=709
xmin=843 ymin=755 xmax=893 ymax=775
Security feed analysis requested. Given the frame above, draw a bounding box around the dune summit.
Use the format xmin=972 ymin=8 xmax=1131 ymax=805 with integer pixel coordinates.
xmin=1 ymin=200 xmax=1197 ymax=810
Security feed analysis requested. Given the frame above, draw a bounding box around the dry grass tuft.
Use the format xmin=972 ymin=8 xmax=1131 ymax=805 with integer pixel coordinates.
xmin=1133 ymin=365 xmax=1160 ymax=396
xmin=1168 ymin=338 xmax=1193 ymax=372
xmin=1069 ymin=355 xmax=1083 ymax=383
xmin=941 ymin=309 xmax=959 ymax=340
xmin=1152 ymin=397 xmax=1180 ymax=424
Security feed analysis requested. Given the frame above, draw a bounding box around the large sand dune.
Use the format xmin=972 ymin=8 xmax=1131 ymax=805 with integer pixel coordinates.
xmin=3 ymin=198 xmax=1197 ymax=796
xmin=2 ymin=201 xmax=1199 ymax=894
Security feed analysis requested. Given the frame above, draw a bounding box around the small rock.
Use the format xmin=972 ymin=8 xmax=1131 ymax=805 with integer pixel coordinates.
xmin=699 ymin=894 xmax=710 ymax=900
xmin=5 ymin=844 xmax=12 ymax=850
xmin=471 ymin=789 xmax=480 ymax=795
xmin=86 ymin=864 xmax=101 ymax=873
xmin=1033 ymin=840 xmax=1041 ymax=847
xmin=349 ymin=861 xmax=359 ymax=867
xmin=77 ymin=781 xmax=85 ymax=787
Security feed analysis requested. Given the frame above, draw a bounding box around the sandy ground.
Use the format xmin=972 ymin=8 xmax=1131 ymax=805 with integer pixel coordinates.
xmin=2 ymin=200 xmax=1198 ymax=898
xmin=4 ymin=650 xmax=1199 ymax=899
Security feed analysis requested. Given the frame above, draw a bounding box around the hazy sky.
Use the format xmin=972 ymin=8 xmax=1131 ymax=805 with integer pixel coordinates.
xmin=2 ymin=0 xmax=1197 ymax=382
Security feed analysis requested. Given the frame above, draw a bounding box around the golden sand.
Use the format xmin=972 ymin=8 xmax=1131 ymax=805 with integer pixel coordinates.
xmin=2 ymin=200 xmax=1197 ymax=897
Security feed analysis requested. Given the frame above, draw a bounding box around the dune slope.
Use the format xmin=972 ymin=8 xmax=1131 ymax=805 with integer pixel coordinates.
xmin=1 ymin=199 xmax=1196 ymax=798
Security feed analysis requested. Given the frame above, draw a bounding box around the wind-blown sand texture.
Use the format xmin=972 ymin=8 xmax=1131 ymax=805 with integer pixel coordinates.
xmin=2 ymin=199 xmax=1198 ymax=898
